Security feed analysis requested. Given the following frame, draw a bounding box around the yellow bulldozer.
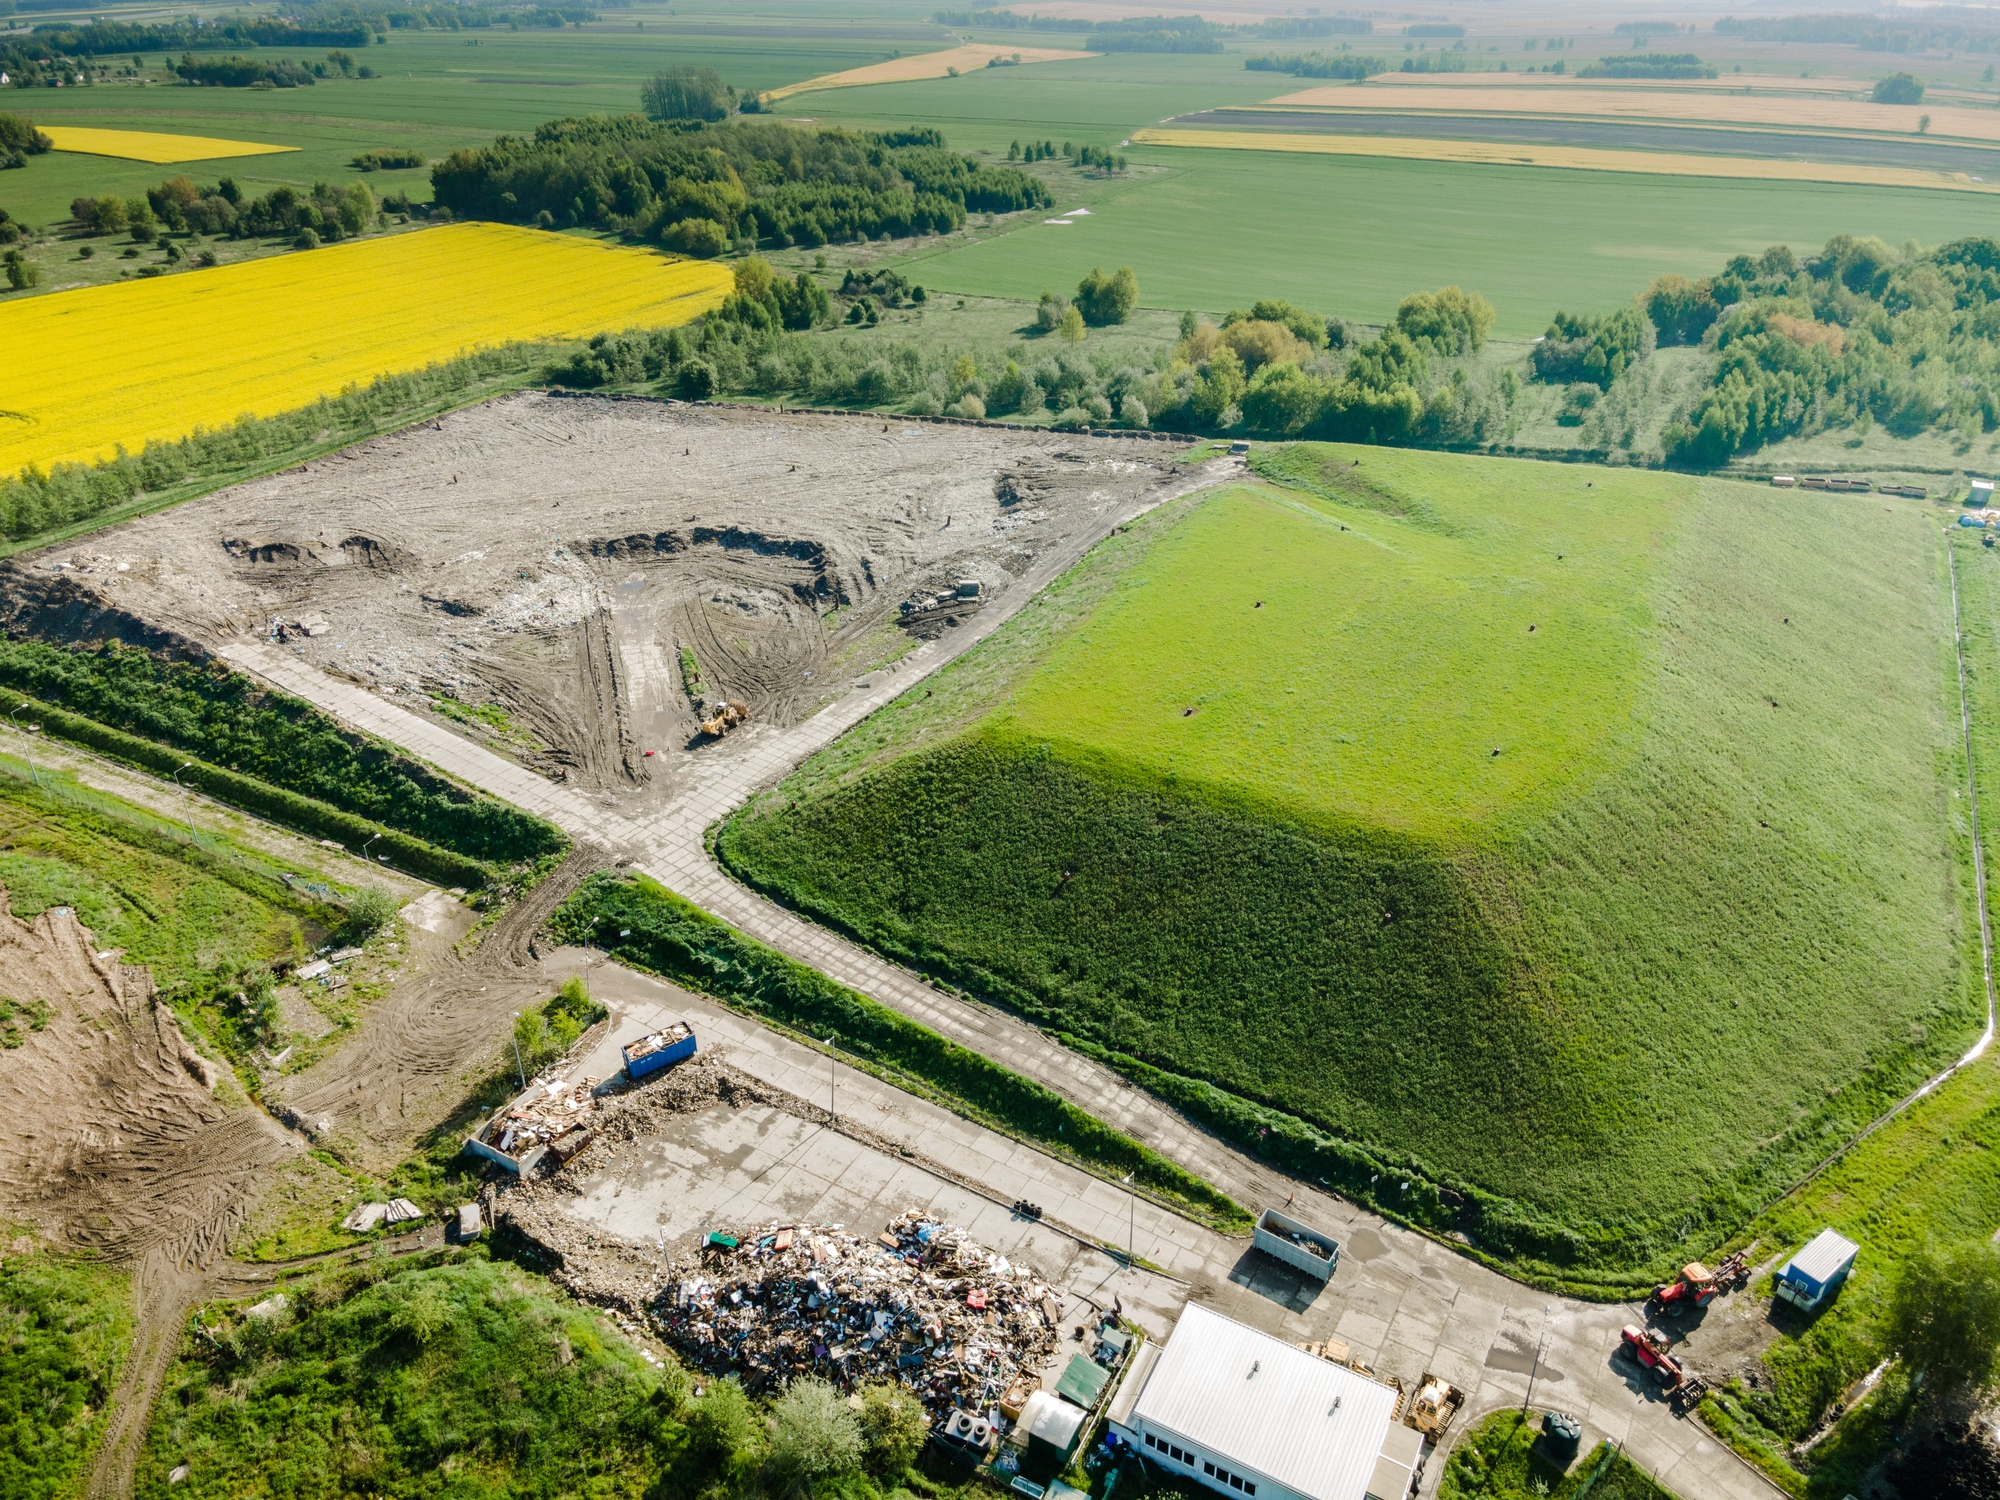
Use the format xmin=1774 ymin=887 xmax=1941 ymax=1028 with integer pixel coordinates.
xmin=699 ymin=699 xmax=750 ymax=739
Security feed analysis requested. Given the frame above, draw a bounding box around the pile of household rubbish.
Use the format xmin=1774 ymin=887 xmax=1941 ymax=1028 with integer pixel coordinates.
xmin=474 ymin=1070 xmax=604 ymax=1165
xmin=651 ymin=1210 xmax=1066 ymax=1415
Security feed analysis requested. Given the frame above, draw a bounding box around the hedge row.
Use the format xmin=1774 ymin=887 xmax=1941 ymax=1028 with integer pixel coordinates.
xmin=1059 ymin=1035 xmax=1664 ymax=1298
xmin=11 ymin=693 xmax=493 ymax=889
xmin=0 ymin=639 xmax=567 ymax=864
xmin=547 ymin=873 xmax=1252 ymax=1231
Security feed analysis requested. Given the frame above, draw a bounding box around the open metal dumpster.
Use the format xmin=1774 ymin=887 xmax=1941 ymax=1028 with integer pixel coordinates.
xmin=1254 ymin=1206 xmax=1340 ymax=1280
xmin=623 ymin=1021 xmax=696 ymax=1081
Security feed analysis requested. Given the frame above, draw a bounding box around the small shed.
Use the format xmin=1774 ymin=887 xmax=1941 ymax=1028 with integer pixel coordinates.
xmin=1775 ymin=1228 xmax=1858 ymax=1311
xmin=1972 ymin=478 xmax=1997 ymax=508
xmin=1017 ymin=1390 xmax=1086 ymax=1478
xmin=1057 ymin=1351 xmax=1111 ymax=1409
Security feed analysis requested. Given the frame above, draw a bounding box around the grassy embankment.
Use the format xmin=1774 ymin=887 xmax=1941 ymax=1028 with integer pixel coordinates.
xmin=548 ymin=872 xmax=1252 ymax=1233
xmin=1686 ymin=526 xmax=2000 ymax=1498
xmin=137 ymin=1244 xmax=991 ymax=1500
xmin=0 ymin=1254 xmax=134 ymax=1500
xmin=719 ymin=443 xmax=1978 ymax=1290
xmin=0 ymin=638 xmax=565 ymax=888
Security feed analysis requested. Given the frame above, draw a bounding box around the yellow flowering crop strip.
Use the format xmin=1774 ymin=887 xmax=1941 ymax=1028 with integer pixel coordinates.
xmin=41 ymin=126 xmax=298 ymax=163
xmin=1129 ymin=127 xmax=2000 ymax=194
xmin=0 ymin=222 xmax=733 ymax=477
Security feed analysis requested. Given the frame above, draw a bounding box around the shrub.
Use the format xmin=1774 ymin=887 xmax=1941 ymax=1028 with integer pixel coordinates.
xmin=293 ymin=227 xmax=320 ymax=250
xmin=1121 ymin=394 xmax=1149 ymax=428
xmin=1075 ymin=265 xmax=1138 ymax=326
xmin=677 ymin=358 xmax=717 ymax=398
xmin=766 ymin=1378 xmax=864 ymax=1492
xmin=342 ymin=885 xmax=398 ymax=943
xmin=946 ymin=394 xmax=986 ymax=419
xmin=858 ymin=1382 xmax=927 ymax=1474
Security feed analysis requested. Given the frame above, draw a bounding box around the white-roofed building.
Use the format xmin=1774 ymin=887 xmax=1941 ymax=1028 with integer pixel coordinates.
xmin=1106 ymin=1304 xmax=1422 ymax=1500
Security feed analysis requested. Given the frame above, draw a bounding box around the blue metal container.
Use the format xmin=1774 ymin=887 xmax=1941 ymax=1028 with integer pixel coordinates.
xmin=623 ymin=1022 xmax=697 ymax=1081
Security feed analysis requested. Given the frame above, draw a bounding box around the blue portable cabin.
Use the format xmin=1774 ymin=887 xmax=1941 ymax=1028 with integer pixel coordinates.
xmin=1775 ymin=1228 xmax=1858 ymax=1311
xmin=622 ymin=1021 xmax=697 ymax=1081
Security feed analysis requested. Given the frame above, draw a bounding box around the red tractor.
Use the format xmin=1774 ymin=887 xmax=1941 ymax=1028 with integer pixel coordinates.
xmin=1620 ymin=1325 xmax=1687 ymax=1388
xmin=1649 ymin=1245 xmax=1755 ymax=1317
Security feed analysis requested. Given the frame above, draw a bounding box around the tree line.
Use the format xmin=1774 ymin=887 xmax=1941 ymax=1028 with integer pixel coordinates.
xmin=430 ymin=115 xmax=1051 ymax=254
xmin=1653 ymin=235 xmax=2000 ymax=465
xmin=68 ymin=173 xmax=382 ymax=245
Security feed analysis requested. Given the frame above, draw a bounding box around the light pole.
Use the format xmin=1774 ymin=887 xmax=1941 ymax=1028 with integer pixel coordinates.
xmin=510 ymin=1011 xmax=526 ymax=1089
xmin=362 ymin=832 xmax=380 ymax=864
xmin=827 ymin=1032 xmax=838 ymax=1122
xmin=171 ymin=760 xmax=196 ymax=842
xmin=9 ymin=702 xmax=35 ymax=785
xmin=1122 ymin=1173 xmax=1136 ymax=1267
xmin=1524 ymin=1304 xmax=1553 ymax=1412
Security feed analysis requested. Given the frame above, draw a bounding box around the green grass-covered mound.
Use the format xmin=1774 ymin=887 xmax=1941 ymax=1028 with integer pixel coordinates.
xmin=719 ymin=446 xmax=1979 ymax=1284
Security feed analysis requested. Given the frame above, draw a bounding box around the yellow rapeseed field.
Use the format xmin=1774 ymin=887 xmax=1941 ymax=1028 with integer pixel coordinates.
xmin=1129 ymin=127 xmax=2000 ymax=193
xmin=41 ymin=126 xmax=298 ymax=163
xmin=0 ymin=222 xmax=732 ymax=477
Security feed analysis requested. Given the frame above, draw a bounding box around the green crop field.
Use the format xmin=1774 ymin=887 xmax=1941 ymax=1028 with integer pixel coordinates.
xmin=877 ymin=143 xmax=1992 ymax=337
xmin=720 ymin=445 xmax=1982 ymax=1282
xmin=0 ymin=17 xmax=949 ymax=224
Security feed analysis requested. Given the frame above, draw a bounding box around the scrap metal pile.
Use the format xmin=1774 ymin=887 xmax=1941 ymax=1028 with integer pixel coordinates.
xmin=651 ymin=1209 xmax=1066 ymax=1415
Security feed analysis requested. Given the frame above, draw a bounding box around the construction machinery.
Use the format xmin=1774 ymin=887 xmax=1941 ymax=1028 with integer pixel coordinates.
xmin=1620 ymin=1325 xmax=1686 ymax=1387
xmin=1406 ymin=1373 xmax=1464 ymax=1438
xmin=1650 ymin=1243 xmax=1755 ymax=1316
xmin=699 ymin=699 xmax=749 ymax=739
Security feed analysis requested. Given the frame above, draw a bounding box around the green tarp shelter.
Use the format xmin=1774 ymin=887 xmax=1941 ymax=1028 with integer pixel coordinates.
xmin=1056 ymin=1353 xmax=1109 ymax=1409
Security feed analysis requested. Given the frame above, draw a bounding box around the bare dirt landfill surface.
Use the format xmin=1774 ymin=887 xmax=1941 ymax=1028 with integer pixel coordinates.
xmin=11 ymin=396 xmax=1173 ymax=794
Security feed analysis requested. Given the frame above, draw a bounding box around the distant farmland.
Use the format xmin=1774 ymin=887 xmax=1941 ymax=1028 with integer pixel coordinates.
xmin=720 ymin=446 xmax=1978 ymax=1283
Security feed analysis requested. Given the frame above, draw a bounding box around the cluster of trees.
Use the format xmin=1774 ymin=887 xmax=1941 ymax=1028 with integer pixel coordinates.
xmin=1873 ymin=71 xmax=1925 ymax=104
xmin=1657 ymin=235 xmax=2000 ymax=465
xmin=1005 ymin=139 xmax=1125 ymax=170
xmin=1531 ymin=305 xmax=1654 ymax=389
xmin=352 ymin=146 xmax=422 ymax=171
xmin=640 ymin=64 xmax=735 ymax=123
xmin=1717 ymin=10 xmax=2000 ymax=53
xmin=429 ymin=116 xmax=1050 ymax=253
xmin=0 ymin=109 xmax=50 ymax=168
xmin=1577 ymin=52 xmax=1716 ymax=78
xmin=544 ymin=269 xmax=1512 ymax=446
xmin=70 ymin=173 xmax=383 ymax=243
xmin=175 ymin=53 xmax=326 ymax=87
xmin=1245 ymin=52 xmax=1385 ymax=79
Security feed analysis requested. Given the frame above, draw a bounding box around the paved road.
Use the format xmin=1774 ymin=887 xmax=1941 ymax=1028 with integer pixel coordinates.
xmin=215 ymin=451 xmax=1783 ymax=1500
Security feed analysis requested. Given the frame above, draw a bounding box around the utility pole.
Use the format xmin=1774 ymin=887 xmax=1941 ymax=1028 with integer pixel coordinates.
xmin=10 ymin=702 xmax=36 ymax=786
xmin=828 ymin=1032 xmax=838 ymax=1122
xmin=1525 ymin=1304 xmax=1553 ymax=1412
xmin=172 ymin=760 xmax=196 ymax=842
xmin=510 ymin=1012 xmax=526 ymax=1088
xmin=1122 ymin=1173 xmax=1136 ymax=1267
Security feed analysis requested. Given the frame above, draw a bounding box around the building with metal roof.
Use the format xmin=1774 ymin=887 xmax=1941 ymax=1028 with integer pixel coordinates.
xmin=1106 ymin=1303 xmax=1422 ymax=1500
xmin=1776 ymin=1228 xmax=1859 ymax=1311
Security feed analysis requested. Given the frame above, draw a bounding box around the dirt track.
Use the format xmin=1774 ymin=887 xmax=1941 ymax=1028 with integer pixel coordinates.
xmin=6 ymin=396 xmax=1176 ymax=796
